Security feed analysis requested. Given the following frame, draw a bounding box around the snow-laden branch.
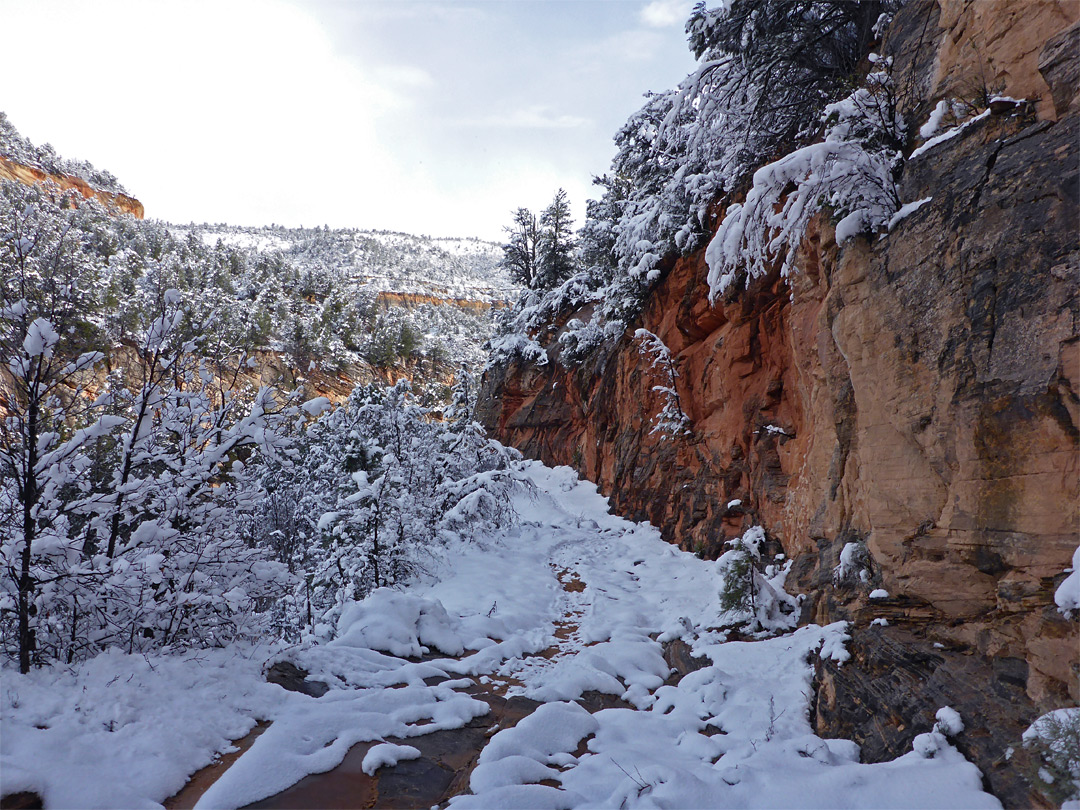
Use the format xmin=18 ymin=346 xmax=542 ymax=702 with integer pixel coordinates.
xmin=634 ymin=328 xmax=690 ymax=438
xmin=706 ymin=64 xmax=908 ymax=300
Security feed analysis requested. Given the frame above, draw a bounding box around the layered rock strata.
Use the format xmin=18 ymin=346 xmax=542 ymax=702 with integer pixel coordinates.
xmin=0 ymin=154 xmax=144 ymax=218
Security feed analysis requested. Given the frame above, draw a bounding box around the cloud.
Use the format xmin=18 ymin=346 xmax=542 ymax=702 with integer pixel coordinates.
xmin=456 ymin=106 xmax=590 ymax=130
xmin=0 ymin=0 xmax=435 ymax=230
xmin=0 ymin=0 xmax=697 ymax=241
xmin=640 ymin=0 xmax=693 ymax=28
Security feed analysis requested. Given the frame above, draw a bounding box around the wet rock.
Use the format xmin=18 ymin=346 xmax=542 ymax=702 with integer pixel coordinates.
xmin=575 ymin=690 xmax=634 ymax=713
xmin=244 ymin=680 xmax=542 ymax=810
xmin=166 ymin=722 xmax=272 ymax=810
xmin=813 ymin=626 xmax=1042 ymax=808
xmin=243 ymin=740 xmax=380 ymax=810
xmin=0 ymin=793 xmax=43 ymax=810
xmin=662 ymin=638 xmax=710 ymax=685
xmin=373 ymin=757 xmax=455 ymax=809
xmin=265 ymin=661 xmax=330 ymax=698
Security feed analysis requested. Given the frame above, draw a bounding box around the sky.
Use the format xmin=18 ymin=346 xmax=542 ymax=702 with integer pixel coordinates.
xmin=0 ymin=0 xmax=699 ymax=241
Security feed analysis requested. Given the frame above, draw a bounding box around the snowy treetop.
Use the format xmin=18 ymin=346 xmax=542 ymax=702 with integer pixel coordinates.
xmin=0 ymin=111 xmax=129 ymax=196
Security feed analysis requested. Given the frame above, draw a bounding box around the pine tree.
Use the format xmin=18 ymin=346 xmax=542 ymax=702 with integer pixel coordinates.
xmin=0 ymin=183 xmax=112 ymax=672
xmin=537 ymin=189 xmax=576 ymax=290
xmin=500 ymin=207 xmax=540 ymax=288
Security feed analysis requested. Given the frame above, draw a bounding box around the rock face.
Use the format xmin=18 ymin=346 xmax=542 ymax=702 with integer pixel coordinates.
xmin=479 ymin=0 xmax=1078 ymax=798
xmin=813 ymin=625 xmax=1042 ymax=807
xmin=0 ymin=154 xmax=144 ymax=218
xmin=375 ymin=291 xmax=508 ymax=315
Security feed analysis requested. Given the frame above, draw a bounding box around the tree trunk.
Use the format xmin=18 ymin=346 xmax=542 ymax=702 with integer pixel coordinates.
xmin=19 ymin=397 xmax=39 ymax=674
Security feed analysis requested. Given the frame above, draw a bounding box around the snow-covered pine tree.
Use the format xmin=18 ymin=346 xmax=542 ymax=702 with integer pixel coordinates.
xmin=0 ymin=183 xmax=115 ymax=672
xmin=706 ymin=55 xmax=906 ymax=297
xmin=501 ymin=208 xmax=541 ymax=289
xmin=536 ymin=189 xmax=577 ymax=291
xmin=82 ymin=336 xmax=295 ymax=656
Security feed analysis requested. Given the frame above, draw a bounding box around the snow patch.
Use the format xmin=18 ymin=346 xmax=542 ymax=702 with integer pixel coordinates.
xmin=361 ymin=743 xmax=421 ymax=776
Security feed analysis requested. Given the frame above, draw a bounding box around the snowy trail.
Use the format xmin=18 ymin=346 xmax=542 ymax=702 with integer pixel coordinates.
xmin=1 ymin=462 xmax=1000 ymax=809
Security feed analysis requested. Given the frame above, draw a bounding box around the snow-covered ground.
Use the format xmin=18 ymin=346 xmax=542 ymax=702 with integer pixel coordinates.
xmin=2 ymin=462 xmax=999 ymax=809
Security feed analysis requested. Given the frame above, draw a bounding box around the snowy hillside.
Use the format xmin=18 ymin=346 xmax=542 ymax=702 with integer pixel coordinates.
xmin=183 ymin=223 xmax=514 ymax=303
xmin=0 ymin=462 xmax=1004 ymax=810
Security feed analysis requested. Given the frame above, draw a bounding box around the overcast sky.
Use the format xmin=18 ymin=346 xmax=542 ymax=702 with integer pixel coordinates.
xmin=0 ymin=0 xmax=698 ymax=241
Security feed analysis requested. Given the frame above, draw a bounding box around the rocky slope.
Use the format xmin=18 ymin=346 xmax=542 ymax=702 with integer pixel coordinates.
xmin=0 ymin=155 xmax=144 ymax=218
xmin=479 ymin=2 xmax=1078 ymax=804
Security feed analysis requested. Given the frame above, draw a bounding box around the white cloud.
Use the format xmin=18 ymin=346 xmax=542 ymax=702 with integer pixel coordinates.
xmin=0 ymin=0 xmax=432 ymax=230
xmin=459 ymin=106 xmax=590 ymax=130
xmin=373 ymin=65 xmax=435 ymax=91
xmin=640 ymin=0 xmax=693 ymax=28
xmin=0 ymin=0 xmax=697 ymax=241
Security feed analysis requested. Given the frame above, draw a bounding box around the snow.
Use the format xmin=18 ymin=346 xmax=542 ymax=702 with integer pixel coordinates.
xmin=888 ymin=197 xmax=933 ymax=231
xmin=919 ymin=100 xmax=951 ymax=139
xmin=22 ymin=317 xmax=59 ymax=358
xmin=1023 ymin=707 xmax=1080 ymax=746
xmin=361 ymin=743 xmax=421 ymax=776
xmin=936 ymin=706 xmax=965 ymax=736
xmin=1 ymin=461 xmax=1000 ymax=810
xmin=869 ymin=588 xmax=890 ymax=599
xmin=834 ymin=541 xmax=866 ymax=581
xmin=0 ymin=648 xmax=281 ymax=809
xmin=909 ymin=109 xmax=991 ymax=161
xmin=1054 ymin=545 xmax=1080 ymax=616
xmin=300 ymin=396 xmax=331 ymax=416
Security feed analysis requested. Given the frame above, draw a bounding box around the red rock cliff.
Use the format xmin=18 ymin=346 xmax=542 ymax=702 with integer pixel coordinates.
xmin=0 ymin=155 xmax=144 ymax=218
xmin=479 ymin=2 xmax=1078 ymax=803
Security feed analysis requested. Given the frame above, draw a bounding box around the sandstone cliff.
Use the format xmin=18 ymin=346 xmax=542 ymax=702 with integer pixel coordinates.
xmin=479 ymin=2 xmax=1078 ymax=804
xmin=0 ymin=154 xmax=144 ymax=218
xmin=374 ymin=291 xmax=507 ymax=315
xmin=97 ymin=344 xmax=451 ymax=410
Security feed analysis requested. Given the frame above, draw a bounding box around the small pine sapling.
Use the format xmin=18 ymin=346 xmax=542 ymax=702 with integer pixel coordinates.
xmin=634 ymin=329 xmax=690 ymax=438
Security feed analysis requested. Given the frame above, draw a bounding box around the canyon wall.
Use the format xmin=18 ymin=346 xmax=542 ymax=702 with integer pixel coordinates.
xmin=0 ymin=155 xmax=144 ymax=218
xmin=479 ymin=2 xmax=1078 ymax=803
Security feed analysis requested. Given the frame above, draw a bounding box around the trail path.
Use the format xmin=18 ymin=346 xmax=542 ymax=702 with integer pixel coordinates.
xmin=177 ymin=464 xmax=996 ymax=810
xmin=3 ymin=462 xmax=1000 ymax=810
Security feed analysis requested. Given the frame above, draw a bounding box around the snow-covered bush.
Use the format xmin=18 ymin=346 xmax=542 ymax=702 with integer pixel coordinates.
xmin=832 ymin=539 xmax=874 ymax=587
xmin=0 ymin=183 xmax=300 ymax=668
xmin=634 ymin=329 xmax=690 ymax=437
xmin=254 ymin=380 xmax=523 ymax=640
xmin=1020 ymin=708 xmax=1080 ymax=805
xmin=487 ymin=273 xmax=604 ymax=366
xmin=716 ymin=526 xmax=799 ymax=635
